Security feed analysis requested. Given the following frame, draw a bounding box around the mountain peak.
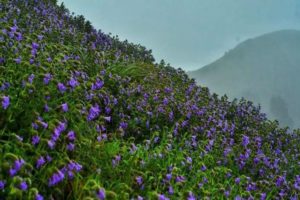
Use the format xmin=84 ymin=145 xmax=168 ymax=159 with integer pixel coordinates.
xmin=189 ymin=29 xmax=300 ymax=128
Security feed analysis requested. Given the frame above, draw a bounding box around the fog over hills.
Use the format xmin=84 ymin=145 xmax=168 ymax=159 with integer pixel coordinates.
xmin=188 ymin=30 xmax=300 ymax=128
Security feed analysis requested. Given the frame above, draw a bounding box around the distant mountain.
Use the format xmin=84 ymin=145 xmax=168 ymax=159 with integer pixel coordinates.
xmin=188 ymin=30 xmax=300 ymax=128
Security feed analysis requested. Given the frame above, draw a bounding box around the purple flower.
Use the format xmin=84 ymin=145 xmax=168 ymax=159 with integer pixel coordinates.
xmin=104 ymin=116 xmax=111 ymax=122
xmin=14 ymin=57 xmax=21 ymax=64
xmin=186 ymin=157 xmax=192 ymax=164
xmin=276 ymin=176 xmax=285 ymax=187
xmin=10 ymin=25 xmax=17 ymax=33
xmin=31 ymin=49 xmax=37 ymax=57
xmin=235 ymin=177 xmax=241 ymax=184
xmin=32 ymin=42 xmax=39 ymax=49
xmin=40 ymin=121 xmax=48 ymax=129
xmin=47 ymin=140 xmax=55 ymax=149
xmin=87 ymin=104 xmax=101 ymax=121
xmin=9 ymin=168 xmax=17 ymax=177
xmin=96 ymin=188 xmax=106 ymax=200
xmin=32 ymin=135 xmax=40 ymax=145
xmin=246 ymin=182 xmax=257 ymax=191
xmin=16 ymin=32 xmax=23 ymax=41
xmin=112 ymin=155 xmax=121 ymax=167
xmin=68 ymin=77 xmax=78 ymax=88
xmin=175 ymin=175 xmax=185 ymax=183
xmin=68 ymin=161 xmax=82 ymax=172
xmin=19 ymin=181 xmax=28 ymax=191
xmin=130 ymin=143 xmax=137 ymax=154
xmin=158 ymin=194 xmax=169 ymax=200
xmin=2 ymin=96 xmax=10 ymax=110
xmin=67 ymin=131 xmax=76 ymax=141
xmin=36 ymin=156 xmax=46 ymax=168
xmin=201 ymin=165 xmax=207 ymax=171
xmin=187 ymin=192 xmax=196 ymax=200
xmin=136 ymin=176 xmax=143 ymax=186
xmin=169 ymin=111 xmax=174 ymax=121
xmin=28 ymin=74 xmax=35 ymax=84
xmin=57 ymin=83 xmax=67 ymax=93
xmin=67 ymin=143 xmax=75 ymax=151
xmin=35 ymin=194 xmax=44 ymax=200
xmin=235 ymin=196 xmax=242 ymax=200
xmin=260 ymin=193 xmax=266 ymax=200
xmin=242 ymin=135 xmax=250 ymax=147
xmin=61 ymin=103 xmax=68 ymax=112
xmin=105 ymin=107 xmax=111 ymax=114
xmin=49 ymin=170 xmax=65 ymax=186
xmin=37 ymin=35 xmax=43 ymax=40
xmin=9 ymin=159 xmax=25 ymax=176
xmin=224 ymin=190 xmax=230 ymax=198
xmin=0 ymin=82 xmax=10 ymax=91
xmin=68 ymin=171 xmax=74 ymax=179
xmin=51 ymin=122 xmax=67 ymax=142
xmin=44 ymin=104 xmax=50 ymax=112
xmin=43 ymin=73 xmax=52 ymax=85
xmin=294 ymin=175 xmax=300 ymax=190
xmin=0 ymin=180 xmax=5 ymax=190
xmin=137 ymin=196 xmax=144 ymax=200
xmin=163 ymin=97 xmax=169 ymax=105
xmin=91 ymin=79 xmax=104 ymax=90
xmin=168 ymin=186 xmax=174 ymax=195
xmin=32 ymin=122 xmax=39 ymax=130
xmin=46 ymin=155 xmax=52 ymax=162
xmin=119 ymin=121 xmax=128 ymax=129
xmin=165 ymin=173 xmax=172 ymax=181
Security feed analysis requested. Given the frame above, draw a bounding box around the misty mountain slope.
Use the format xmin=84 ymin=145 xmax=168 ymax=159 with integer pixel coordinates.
xmin=188 ymin=30 xmax=300 ymax=128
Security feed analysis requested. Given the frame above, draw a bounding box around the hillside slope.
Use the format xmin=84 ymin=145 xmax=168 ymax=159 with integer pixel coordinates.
xmin=0 ymin=1 xmax=300 ymax=199
xmin=188 ymin=30 xmax=300 ymax=128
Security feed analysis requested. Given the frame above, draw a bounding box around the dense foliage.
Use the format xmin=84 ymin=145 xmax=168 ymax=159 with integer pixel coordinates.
xmin=0 ymin=0 xmax=299 ymax=199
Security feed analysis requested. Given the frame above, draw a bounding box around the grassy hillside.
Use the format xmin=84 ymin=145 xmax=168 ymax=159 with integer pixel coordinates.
xmin=188 ymin=30 xmax=300 ymax=128
xmin=0 ymin=1 xmax=300 ymax=199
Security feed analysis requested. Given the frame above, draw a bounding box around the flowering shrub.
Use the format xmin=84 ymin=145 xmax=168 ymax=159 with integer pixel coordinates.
xmin=0 ymin=0 xmax=300 ymax=199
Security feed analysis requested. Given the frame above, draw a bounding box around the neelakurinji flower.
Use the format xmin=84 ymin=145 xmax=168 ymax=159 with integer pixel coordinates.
xmin=19 ymin=181 xmax=28 ymax=191
xmin=28 ymin=74 xmax=35 ymax=84
xmin=67 ymin=131 xmax=76 ymax=141
xmin=112 ymin=155 xmax=121 ymax=167
xmin=48 ymin=170 xmax=65 ymax=186
xmin=43 ymin=73 xmax=52 ymax=85
xmin=14 ymin=57 xmax=21 ymax=64
xmin=0 ymin=180 xmax=5 ymax=190
xmin=67 ymin=143 xmax=75 ymax=151
xmin=96 ymin=188 xmax=106 ymax=200
xmin=61 ymin=103 xmax=68 ymax=112
xmin=51 ymin=121 xmax=67 ymax=142
xmin=2 ymin=96 xmax=10 ymax=110
xmin=135 ymin=176 xmax=143 ymax=186
xmin=36 ymin=156 xmax=46 ymax=168
xmin=87 ymin=104 xmax=101 ymax=121
xmin=242 ymin=135 xmax=250 ymax=147
xmin=165 ymin=173 xmax=172 ymax=181
xmin=158 ymin=194 xmax=170 ymax=200
xmin=67 ymin=161 xmax=82 ymax=172
xmin=91 ymin=78 xmax=104 ymax=90
xmin=57 ymin=83 xmax=67 ymax=93
xmin=35 ymin=194 xmax=44 ymax=200
xmin=9 ymin=159 xmax=25 ymax=176
xmin=104 ymin=116 xmax=111 ymax=122
xmin=68 ymin=77 xmax=79 ymax=88
xmin=168 ymin=186 xmax=174 ymax=195
xmin=187 ymin=192 xmax=196 ymax=200
xmin=119 ymin=121 xmax=128 ymax=129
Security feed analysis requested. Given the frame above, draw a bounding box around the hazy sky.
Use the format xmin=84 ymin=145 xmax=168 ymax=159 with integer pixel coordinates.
xmin=58 ymin=0 xmax=300 ymax=71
